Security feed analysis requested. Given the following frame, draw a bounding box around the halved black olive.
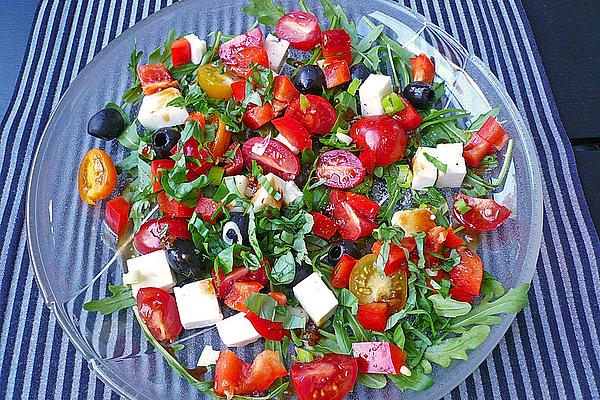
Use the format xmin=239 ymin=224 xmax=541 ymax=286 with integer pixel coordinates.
xmin=325 ymin=240 xmax=361 ymax=265
xmin=402 ymin=81 xmax=436 ymax=110
xmin=152 ymin=127 xmax=181 ymax=159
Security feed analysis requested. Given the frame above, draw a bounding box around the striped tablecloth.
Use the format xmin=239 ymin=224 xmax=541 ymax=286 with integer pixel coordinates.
xmin=1 ymin=0 xmax=599 ymax=399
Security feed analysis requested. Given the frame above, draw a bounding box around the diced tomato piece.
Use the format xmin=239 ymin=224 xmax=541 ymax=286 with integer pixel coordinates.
xmin=240 ymin=350 xmax=288 ymax=394
xmin=243 ymin=102 xmax=278 ymax=130
xmin=452 ymin=193 xmax=512 ymax=232
xmin=449 ymin=247 xmax=483 ymax=296
xmin=444 ymin=228 xmax=465 ymax=248
xmin=291 ymin=354 xmax=358 ymax=400
xmin=272 ymin=116 xmax=312 ymax=152
xmin=357 ymin=303 xmax=389 ymax=332
xmin=285 ymin=95 xmax=337 ymax=135
xmin=157 ymin=192 xmax=195 ymax=218
xmin=330 ymin=190 xmax=378 ymax=240
xmin=323 ymin=60 xmax=351 ymax=88
xmin=194 ymin=197 xmax=221 ymax=223
xmin=150 ymin=159 xmax=176 ymax=192
xmin=180 ymin=137 xmax=214 ymax=178
xmin=321 ymin=29 xmax=352 ymax=58
xmin=219 ymin=28 xmax=264 ymax=66
xmin=171 ymin=37 xmax=192 ymax=67
xmin=223 ymin=142 xmax=244 ymax=176
xmin=410 ymin=53 xmax=435 ymax=84
xmin=230 ymin=46 xmax=270 ymax=78
xmin=137 ymin=64 xmax=178 ymax=95
xmin=137 ymin=287 xmax=182 ymax=342
xmin=352 ymin=342 xmax=407 ymax=374
xmin=463 ymin=133 xmax=494 ymax=167
xmin=133 ymin=217 xmax=191 ymax=254
xmin=395 ymin=97 xmax=423 ymax=130
xmin=214 ymin=350 xmax=247 ymax=397
xmin=475 ymin=116 xmax=509 ymax=150
xmin=450 ymin=287 xmax=474 ymax=303
xmin=331 ymin=254 xmax=357 ymax=288
xmin=186 ymin=111 xmax=206 ymax=129
xmin=425 ymin=226 xmax=448 ymax=255
xmin=212 ymin=264 xmax=269 ymax=299
xmin=231 ymin=80 xmax=246 ymax=102
xmin=105 ymin=196 xmax=130 ymax=235
xmin=345 ymin=192 xmax=380 ymax=219
xmin=245 ymin=312 xmax=289 ymax=341
xmin=268 ymin=291 xmax=287 ymax=306
xmin=276 ymin=11 xmax=321 ymax=51
xmin=310 ymin=211 xmax=338 ymax=240
xmin=372 ymin=238 xmax=416 ymax=276
xmin=273 ymin=75 xmax=300 ymax=104
xmin=242 ymin=136 xmax=300 ymax=180
xmin=224 ymin=281 xmax=264 ymax=312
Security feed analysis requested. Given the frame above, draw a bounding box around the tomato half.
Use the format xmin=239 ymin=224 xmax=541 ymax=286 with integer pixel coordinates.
xmin=222 ymin=142 xmax=244 ymax=176
xmin=219 ymin=27 xmax=264 ymax=65
xmin=309 ymin=211 xmax=338 ymax=240
xmin=133 ymin=217 xmax=191 ymax=254
xmin=285 ymin=95 xmax=337 ymax=135
xmin=323 ymin=60 xmax=351 ymax=88
xmin=316 ymin=150 xmax=365 ymax=189
xmin=224 ymin=281 xmax=264 ymax=312
xmin=449 ymin=246 xmax=484 ymax=296
xmin=78 ymin=148 xmax=118 ymax=205
xmin=395 ymin=97 xmax=423 ymax=131
xmin=444 ymin=228 xmax=465 ymax=248
xmin=229 ymin=46 xmax=270 ymax=78
xmin=410 ymin=53 xmax=435 ymax=84
xmin=330 ymin=190 xmax=378 ymax=240
xmin=276 ymin=11 xmax=321 ymax=51
xmin=157 ymin=191 xmax=195 ymax=218
xmin=212 ymin=265 xmax=269 ymax=299
xmin=463 ymin=133 xmax=494 ymax=167
xmin=211 ymin=116 xmax=233 ymax=158
xmin=352 ymin=341 xmax=406 ymax=374
xmin=105 ymin=196 xmax=130 ymax=235
xmin=137 ymin=64 xmax=177 ymax=95
xmin=171 ymin=37 xmax=192 ymax=67
xmin=475 ymin=116 xmax=509 ymax=150
xmin=137 ymin=287 xmax=182 ymax=342
xmin=331 ymin=253 xmax=358 ymax=288
xmin=245 ymin=312 xmax=289 ymax=341
xmin=291 ymin=353 xmax=358 ymax=400
xmin=273 ymin=75 xmax=300 ymax=104
xmin=344 ymin=192 xmax=380 ymax=219
xmin=243 ymin=102 xmax=278 ymax=130
xmin=195 ymin=197 xmax=221 ymax=223
xmin=452 ymin=193 xmax=511 ymax=232
xmin=197 ymin=63 xmax=234 ymax=100
xmin=242 ymin=136 xmax=300 ymax=180
xmin=272 ymin=116 xmax=312 ymax=152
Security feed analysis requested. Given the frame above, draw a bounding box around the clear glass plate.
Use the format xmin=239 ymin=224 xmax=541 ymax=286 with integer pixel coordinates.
xmin=26 ymin=0 xmax=543 ymax=398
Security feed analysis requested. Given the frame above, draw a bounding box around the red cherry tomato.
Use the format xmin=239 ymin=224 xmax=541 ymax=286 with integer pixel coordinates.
xmin=171 ymin=37 xmax=192 ymax=67
xmin=136 ymin=287 xmax=182 ymax=342
xmin=449 ymin=246 xmax=484 ymax=296
xmin=276 ymin=11 xmax=321 ymax=51
xmin=450 ymin=287 xmax=474 ymax=303
xmin=410 ymin=53 xmax=435 ymax=84
xmin=222 ymin=142 xmax=244 ymax=176
xmin=243 ymin=102 xmax=278 ymax=130
xmin=194 ymin=197 xmax=221 ymax=224
xmin=323 ymin=60 xmax=351 ymax=88
xmin=133 ymin=217 xmax=191 ymax=254
xmin=242 ymin=136 xmax=300 ymax=180
xmin=372 ymin=237 xmax=416 ymax=276
xmin=157 ymin=192 xmax=195 ymax=218
xmin=316 ymin=150 xmax=365 ymax=189
xmin=452 ymin=193 xmax=511 ymax=232
xmin=105 ymin=196 xmax=130 ymax=235
xmin=285 ymin=94 xmax=337 ymax=135
xmin=330 ymin=190 xmax=378 ymax=240
xmin=291 ymin=353 xmax=358 ymax=400
xmin=272 ymin=116 xmax=312 ymax=152
xmin=475 ymin=116 xmax=509 ymax=150
xmin=331 ymin=254 xmax=358 ymax=288
xmin=349 ymin=115 xmax=409 ymax=173
xmin=219 ymin=27 xmax=264 ymax=65
xmin=357 ymin=302 xmax=389 ymax=332
xmin=309 ymin=211 xmax=338 ymax=240
xmin=273 ymin=75 xmax=300 ymax=104
xmin=137 ymin=64 xmax=177 ymax=95
xmin=229 ymin=46 xmax=270 ymax=78
xmin=321 ymin=29 xmax=352 ymax=58
xmin=212 ymin=264 xmax=269 ymax=299
xmin=181 ymin=137 xmax=214 ymax=178
xmin=344 ymin=192 xmax=380 ymax=219
xmin=352 ymin=341 xmax=407 ymax=375
xmin=245 ymin=312 xmax=289 ymax=341
xmin=395 ymin=97 xmax=423 ymax=130
xmin=444 ymin=228 xmax=465 ymax=248
xmin=224 ymin=281 xmax=264 ymax=312
xmin=463 ymin=133 xmax=495 ymax=167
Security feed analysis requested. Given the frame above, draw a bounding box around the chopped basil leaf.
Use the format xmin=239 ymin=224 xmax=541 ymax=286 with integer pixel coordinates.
xmin=423 ymin=153 xmax=447 ymax=173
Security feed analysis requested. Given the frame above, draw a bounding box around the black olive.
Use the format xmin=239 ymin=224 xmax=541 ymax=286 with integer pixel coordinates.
xmin=325 ymin=240 xmax=361 ymax=265
xmin=152 ymin=127 xmax=181 ymax=159
xmin=222 ymin=213 xmax=249 ymax=245
xmin=291 ymin=263 xmax=313 ymax=286
xmin=350 ymin=63 xmax=371 ymax=82
xmin=87 ymin=108 xmax=125 ymax=140
xmin=293 ymin=65 xmax=325 ymax=95
xmin=402 ymin=81 xmax=436 ymax=110
xmin=165 ymin=239 xmax=207 ymax=284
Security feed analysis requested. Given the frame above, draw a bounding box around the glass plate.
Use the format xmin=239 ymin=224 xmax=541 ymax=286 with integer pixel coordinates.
xmin=26 ymin=0 xmax=543 ymax=398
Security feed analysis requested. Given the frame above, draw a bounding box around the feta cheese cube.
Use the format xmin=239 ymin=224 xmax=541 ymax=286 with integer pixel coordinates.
xmin=216 ymin=313 xmax=261 ymax=347
xmin=293 ymin=272 xmax=338 ymax=326
xmin=274 ymin=134 xmax=299 ymax=154
xmin=184 ymin=34 xmax=207 ymax=64
xmin=264 ymin=34 xmax=290 ymax=72
xmin=197 ymin=346 xmax=220 ymax=367
xmin=359 ymin=74 xmax=393 ymax=116
xmin=435 ymin=143 xmax=466 ymax=188
xmin=336 ymin=133 xmax=353 ymax=145
xmin=174 ymin=279 xmax=223 ymax=330
xmin=125 ymin=250 xmax=176 ymax=296
xmin=251 ymin=173 xmax=283 ymax=211
xmin=391 ymin=208 xmax=436 ymax=236
xmin=225 ymin=175 xmax=250 ymax=212
xmin=411 ymin=147 xmax=438 ymax=190
xmin=138 ymin=88 xmax=189 ymax=131
xmin=283 ymin=180 xmax=303 ymax=205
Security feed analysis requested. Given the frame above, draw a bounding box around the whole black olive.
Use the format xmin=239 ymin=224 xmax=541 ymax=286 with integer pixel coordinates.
xmin=291 ymin=263 xmax=313 ymax=286
xmin=152 ymin=127 xmax=181 ymax=159
xmin=165 ymin=239 xmax=207 ymax=284
xmin=87 ymin=108 xmax=125 ymax=140
xmin=402 ymin=81 xmax=436 ymax=110
xmin=326 ymin=240 xmax=361 ymax=265
xmin=350 ymin=63 xmax=371 ymax=82
xmin=222 ymin=213 xmax=249 ymax=245
xmin=293 ymin=65 xmax=325 ymax=95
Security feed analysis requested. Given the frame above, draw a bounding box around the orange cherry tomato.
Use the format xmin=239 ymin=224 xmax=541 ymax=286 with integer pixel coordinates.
xmin=78 ymin=148 xmax=117 ymax=205
xmin=210 ymin=115 xmax=232 ymax=158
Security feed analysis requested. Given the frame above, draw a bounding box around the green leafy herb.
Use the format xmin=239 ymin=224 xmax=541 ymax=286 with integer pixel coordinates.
xmin=424 ymin=325 xmax=490 ymax=367
xmin=117 ymin=122 xmax=141 ymax=150
xmin=296 ymin=348 xmax=314 ymax=362
xmin=388 ymin=368 xmax=434 ymax=392
xmin=149 ymin=28 xmax=177 ymax=66
xmin=423 ymin=153 xmax=447 ymax=173
xmin=358 ymin=373 xmax=388 ymax=389
xmin=428 ymin=294 xmax=472 ymax=318
xmin=83 ymin=285 xmax=136 ymax=315
xmin=271 ymin=251 xmax=296 ymax=285
xmin=243 ymin=0 xmax=285 ymax=27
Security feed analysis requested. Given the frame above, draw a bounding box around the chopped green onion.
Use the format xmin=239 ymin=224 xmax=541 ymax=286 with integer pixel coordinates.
xmin=381 ymin=93 xmax=405 ymax=115
xmin=347 ymin=78 xmax=362 ymax=96
xmin=454 ymin=198 xmax=471 ymax=214
xmin=300 ymin=94 xmax=310 ymax=111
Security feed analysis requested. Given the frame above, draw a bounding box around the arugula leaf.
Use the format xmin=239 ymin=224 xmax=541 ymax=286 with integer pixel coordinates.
xmin=319 ymin=0 xmax=359 ymax=41
xmin=83 ymin=285 xmax=136 ymax=315
xmin=424 ymin=325 xmax=490 ymax=367
xmin=332 ymin=308 xmax=352 ymax=355
xmin=149 ymin=28 xmax=177 ymax=66
xmin=358 ymin=373 xmax=387 ymax=389
xmin=428 ymin=294 xmax=472 ymax=318
xmin=480 ymin=272 xmax=505 ymax=300
xmin=117 ymin=122 xmax=141 ymax=150
xmin=243 ymin=0 xmax=285 ymax=27
xmin=388 ymin=368 xmax=434 ymax=392
xmin=423 ymin=153 xmax=447 ymax=173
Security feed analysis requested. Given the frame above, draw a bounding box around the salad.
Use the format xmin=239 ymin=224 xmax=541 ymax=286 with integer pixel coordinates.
xmin=80 ymin=0 xmax=530 ymax=398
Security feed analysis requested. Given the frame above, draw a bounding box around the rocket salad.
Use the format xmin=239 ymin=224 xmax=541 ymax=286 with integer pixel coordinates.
xmin=80 ymin=0 xmax=530 ymax=398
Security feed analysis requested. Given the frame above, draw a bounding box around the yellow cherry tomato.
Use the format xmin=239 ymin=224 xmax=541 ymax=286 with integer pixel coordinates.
xmin=78 ymin=148 xmax=118 ymax=205
xmin=197 ymin=64 xmax=234 ymax=100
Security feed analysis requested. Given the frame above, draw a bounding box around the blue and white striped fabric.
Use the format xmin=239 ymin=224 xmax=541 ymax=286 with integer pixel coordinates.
xmin=1 ymin=0 xmax=598 ymax=399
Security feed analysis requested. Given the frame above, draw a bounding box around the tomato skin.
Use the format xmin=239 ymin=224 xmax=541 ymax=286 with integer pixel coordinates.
xmin=180 ymin=137 xmax=213 ymax=177
xmin=463 ymin=133 xmax=494 ymax=167
xmin=273 ymin=75 xmax=300 ymax=104
xmin=105 ymin=196 xmax=130 ymax=235
xmin=349 ymin=116 xmax=409 ymax=173
xmin=330 ymin=190 xmax=378 ymax=240
xmin=224 ymin=281 xmax=264 ymax=312
xmin=291 ymin=353 xmax=358 ymax=400
xmin=357 ymin=302 xmax=389 ymax=332
xmin=452 ymin=194 xmax=511 ymax=232
xmin=345 ymin=192 xmax=380 ymax=219
xmin=223 ymin=142 xmax=244 ymax=176
xmin=449 ymin=246 xmax=484 ymax=296
xmin=395 ymin=97 xmax=423 ymax=130
xmin=444 ymin=228 xmax=465 ymax=248
xmin=150 ymin=159 xmax=176 ymax=192
xmin=309 ymin=211 xmax=338 ymax=240
xmin=331 ymin=254 xmax=358 ymax=288
xmin=475 ymin=116 xmax=509 ymax=150
xmin=352 ymin=341 xmax=407 ymax=374
xmin=136 ymin=287 xmax=182 ymax=342
xmin=133 ymin=217 xmax=191 ymax=254
xmin=242 ymin=136 xmax=300 ymax=180
xmin=245 ymin=312 xmax=289 ymax=340
xmin=323 ymin=60 xmax=351 ymax=88
xmin=157 ymin=192 xmax=195 ymax=218
xmin=285 ymin=94 xmax=337 ymax=135
xmin=321 ymin=29 xmax=352 ymax=58
xmin=78 ymin=148 xmax=118 ymax=205
xmin=450 ymin=287 xmax=474 ymax=303
xmin=230 ymin=46 xmax=270 ymax=78
xmin=219 ymin=28 xmax=264 ymax=65
xmin=212 ymin=265 xmax=269 ymax=299
xmin=272 ymin=116 xmax=312 ymax=152
xmin=243 ymin=102 xmax=278 ymax=130
xmin=137 ymin=64 xmax=178 ymax=95
xmin=194 ymin=197 xmax=221 ymax=223
xmin=372 ymin=238 xmax=416 ymax=276
xmin=276 ymin=11 xmax=321 ymax=51
xmin=171 ymin=37 xmax=192 ymax=67
xmin=410 ymin=53 xmax=435 ymax=84
xmin=316 ymin=150 xmax=365 ymax=189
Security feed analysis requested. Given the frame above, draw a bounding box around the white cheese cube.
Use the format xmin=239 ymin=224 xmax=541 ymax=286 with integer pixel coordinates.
xmin=125 ymin=250 xmax=176 ymax=296
xmin=391 ymin=208 xmax=436 ymax=236
xmin=265 ymin=34 xmax=290 ymax=72
xmin=197 ymin=346 xmax=220 ymax=367
xmin=359 ymin=74 xmax=393 ymax=116
xmin=283 ymin=180 xmax=303 ymax=205
xmin=184 ymin=34 xmax=207 ymax=64
xmin=225 ymin=175 xmax=250 ymax=212
xmin=435 ymin=143 xmax=467 ymax=188
xmin=251 ymin=173 xmax=283 ymax=211
xmin=411 ymin=147 xmax=438 ymax=190
xmin=274 ymin=134 xmax=299 ymax=154
xmin=216 ymin=313 xmax=261 ymax=347
xmin=174 ymin=279 xmax=223 ymax=330
xmin=138 ymin=88 xmax=189 ymax=131
xmin=293 ymin=272 xmax=338 ymax=327
xmin=336 ymin=133 xmax=353 ymax=145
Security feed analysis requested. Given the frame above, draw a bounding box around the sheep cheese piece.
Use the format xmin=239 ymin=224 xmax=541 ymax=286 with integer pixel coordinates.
xmin=197 ymin=346 xmax=220 ymax=367
xmin=251 ymin=173 xmax=283 ymax=211
xmin=293 ymin=272 xmax=338 ymax=327
xmin=263 ymin=172 xmax=303 ymax=206
xmin=411 ymin=147 xmax=438 ymax=190
xmin=274 ymin=134 xmax=299 ymax=154
xmin=138 ymin=87 xmax=189 ymax=131
xmin=434 ymin=143 xmax=467 ymax=188
xmin=391 ymin=208 xmax=436 ymax=236
xmin=174 ymin=279 xmax=223 ymax=330
xmin=184 ymin=34 xmax=207 ymax=64
xmin=358 ymin=74 xmax=393 ymax=116
xmin=124 ymin=250 xmax=176 ymax=296
xmin=264 ymin=34 xmax=290 ymax=72
xmin=216 ymin=313 xmax=261 ymax=347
